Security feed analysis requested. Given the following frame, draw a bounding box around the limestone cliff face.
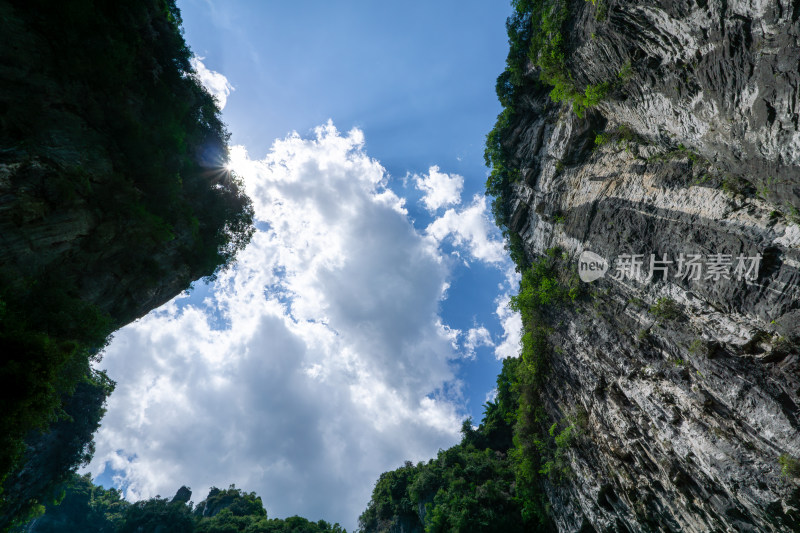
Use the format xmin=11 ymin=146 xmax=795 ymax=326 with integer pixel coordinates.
xmin=506 ymin=0 xmax=800 ymax=530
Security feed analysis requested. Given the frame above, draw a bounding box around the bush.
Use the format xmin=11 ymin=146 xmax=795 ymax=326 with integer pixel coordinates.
xmin=688 ymin=339 xmax=708 ymax=356
xmin=510 ymin=248 xmax=581 ymax=324
xmin=779 ymin=454 xmax=800 ymax=478
xmin=649 ymin=297 xmax=683 ymax=321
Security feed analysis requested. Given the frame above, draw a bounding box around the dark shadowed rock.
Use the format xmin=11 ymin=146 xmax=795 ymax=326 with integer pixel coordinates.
xmin=171 ymin=486 xmax=192 ymax=505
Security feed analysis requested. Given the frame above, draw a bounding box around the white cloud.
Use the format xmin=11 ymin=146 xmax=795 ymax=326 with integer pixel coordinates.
xmin=191 ymin=56 xmax=234 ymax=109
xmin=426 ymin=195 xmax=506 ymax=264
xmin=463 ymin=325 xmax=494 ymax=359
xmin=413 ymin=165 xmax=464 ymax=212
xmin=493 ymin=293 xmax=523 ymax=360
xmin=438 ymin=320 xmax=462 ymax=351
xmin=87 ymin=123 xmax=466 ymax=530
xmin=485 ymin=388 xmax=498 ymax=404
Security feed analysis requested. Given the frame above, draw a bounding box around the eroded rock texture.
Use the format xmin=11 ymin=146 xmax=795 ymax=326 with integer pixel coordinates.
xmin=507 ymin=0 xmax=800 ymax=530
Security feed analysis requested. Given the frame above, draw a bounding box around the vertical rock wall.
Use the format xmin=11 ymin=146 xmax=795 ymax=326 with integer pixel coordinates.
xmin=506 ymin=0 xmax=800 ymax=530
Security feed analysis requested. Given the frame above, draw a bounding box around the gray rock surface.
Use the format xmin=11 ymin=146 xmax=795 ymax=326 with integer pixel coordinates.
xmin=505 ymin=0 xmax=800 ymax=530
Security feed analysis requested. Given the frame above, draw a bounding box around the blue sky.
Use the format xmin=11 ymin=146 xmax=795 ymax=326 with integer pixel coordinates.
xmin=87 ymin=2 xmax=519 ymax=530
xmin=181 ymin=1 xmax=508 ymax=175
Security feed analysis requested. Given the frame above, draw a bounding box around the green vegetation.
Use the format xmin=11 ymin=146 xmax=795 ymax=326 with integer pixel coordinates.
xmin=0 ymin=274 xmax=114 ymax=521
xmin=359 ymin=357 xmax=549 ymax=532
xmin=594 ymin=132 xmax=613 ymax=147
xmin=538 ymin=422 xmax=577 ymax=482
xmin=360 ymin=250 xmax=582 ymax=531
xmin=510 ymin=249 xmax=581 ymax=322
xmin=594 ymin=124 xmax=638 ymax=152
xmin=626 ymin=296 xmax=646 ymax=308
xmin=1 ymin=371 xmax=114 ymax=531
xmin=786 ymin=204 xmax=800 ymax=225
xmin=13 ymin=475 xmax=344 ymax=533
xmin=0 ymin=1 xmax=253 ymax=528
xmin=776 ymin=202 xmax=800 ymax=226
xmin=485 ymin=1 xmax=629 ymax=270
xmin=617 ymin=60 xmax=633 ymax=83
xmin=719 ymin=175 xmax=754 ymax=197
xmin=688 ymin=338 xmax=708 ymax=356
xmin=649 ymin=297 xmax=683 ymax=322
xmin=508 ymin=249 xmax=581 ymax=523
xmin=590 ymin=0 xmax=609 ymax=21
xmin=509 ymin=0 xmax=618 ymax=119
xmin=646 ymin=142 xmax=704 ymax=165
xmin=779 ymin=454 xmax=800 ymax=479
xmin=516 ymin=0 xmax=614 ymax=118
xmin=485 ymin=105 xmax=527 ymax=270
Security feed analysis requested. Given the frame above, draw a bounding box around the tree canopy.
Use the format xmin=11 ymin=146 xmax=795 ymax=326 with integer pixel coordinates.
xmin=13 ymin=477 xmax=346 ymax=533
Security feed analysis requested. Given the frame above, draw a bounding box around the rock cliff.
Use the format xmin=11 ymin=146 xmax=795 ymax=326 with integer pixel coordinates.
xmin=0 ymin=1 xmax=253 ymax=528
xmin=0 ymin=0 xmax=252 ymax=327
xmin=502 ymin=0 xmax=800 ymax=530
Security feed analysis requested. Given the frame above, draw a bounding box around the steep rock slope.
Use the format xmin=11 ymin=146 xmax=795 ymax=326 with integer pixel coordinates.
xmin=0 ymin=0 xmax=252 ymax=326
xmin=500 ymin=0 xmax=800 ymax=530
xmin=0 ymin=0 xmax=253 ymax=528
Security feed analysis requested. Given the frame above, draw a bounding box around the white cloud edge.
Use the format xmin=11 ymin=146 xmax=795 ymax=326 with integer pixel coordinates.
xmin=413 ymin=165 xmax=464 ymax=212
xmin=191 ymin=56 xmax=234 ymax=109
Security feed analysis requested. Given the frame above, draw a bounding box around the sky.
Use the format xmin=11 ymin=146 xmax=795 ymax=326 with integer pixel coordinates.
xmin=85 ymin=2 xmax=520 ymax=530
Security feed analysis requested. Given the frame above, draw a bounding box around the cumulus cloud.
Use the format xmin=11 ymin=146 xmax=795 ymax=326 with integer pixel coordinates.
xmin=426 ymin=195 xmax=506 ymax=264
xmin=413 ymin=165 xmax=464 ymax=212
xmin=485 ymin=388 xmax=498 ymax=404
xmin=463 ymin=326 xmax=494 ymax=359
xmin=493 ymin=293 xmax=523 ymax=360
xmin=191 ymin=56 xmax=234 ymax=109
xmin=87 ymin=123 xmax=467 ymax=530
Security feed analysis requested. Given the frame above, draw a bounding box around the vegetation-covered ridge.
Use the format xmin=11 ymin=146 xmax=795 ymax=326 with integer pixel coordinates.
xmin=358 ymin=250 xmax=583 ymax=532
xmin=485 ymin=0 xmax=623 ymax=267
xmin=13 ymin=474 xmax=344 ymax=533
xmin=0 ymin=0 xmax=253 ymax=528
